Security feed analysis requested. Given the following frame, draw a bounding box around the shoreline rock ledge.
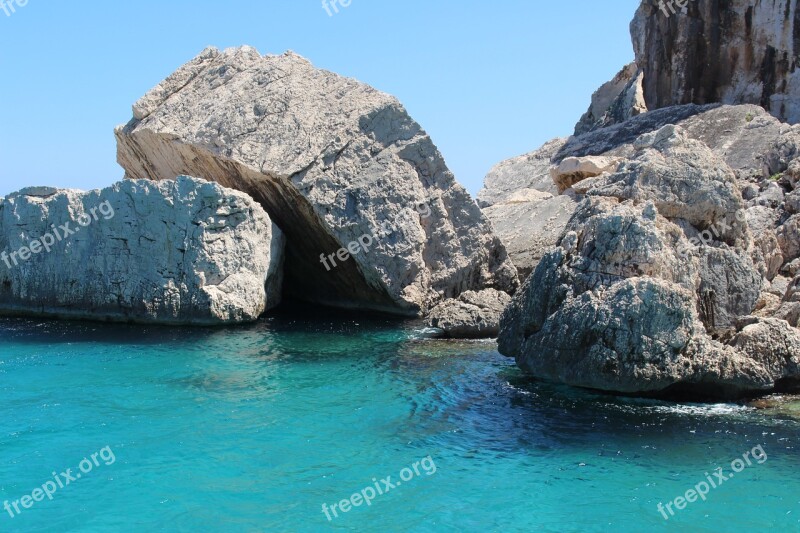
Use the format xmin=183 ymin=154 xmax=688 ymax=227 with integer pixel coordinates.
xmin=0 ymin=177 xmax=284 ymax=325
xmin=116 ymin=46 xmax=518 ymax=323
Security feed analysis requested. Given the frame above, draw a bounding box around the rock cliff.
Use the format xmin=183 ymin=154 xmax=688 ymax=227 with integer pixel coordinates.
xmin=632 ymin=0 xmax=800 ymax=124
xmin=0 ymin=177 xmax=283 ymax=325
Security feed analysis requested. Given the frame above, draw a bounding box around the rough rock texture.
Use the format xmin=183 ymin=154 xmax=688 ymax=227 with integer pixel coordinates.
xmin=482 ymin=104 xmax=800 ymax=280
xmin=632 ymin=0 xmax=800 ymax=124
xmin=0 ymin=177 xmax=283 ymax=325
xmin=116 ymin=46 xmax=517 ymax=316
xmin=574 ymin=62 xmax=648 ymax=135
xmin=427 ymin=289 xmax=511 ymax=339
xmin=499 ymin=125 xmax=800 ymax=399
xmin=483 ymin=193 xmax=577 ymax=281
xmin=500 ymin=199 xmax=800 ymax=399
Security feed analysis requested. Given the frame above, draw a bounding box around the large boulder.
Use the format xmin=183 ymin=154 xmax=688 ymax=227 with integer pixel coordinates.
xmin=483 ymin=192 xmax=577 ymax=281
xmin=499 ymin=197 xmax=800 ymax=399
xmin=477 ymin=138 xmax=565 ymax=207
xmin=0 ymin=177 xmax=283 ymax=325
xmin=632 ymin=0 xmax=800 ymax=124
xmin=116 ymin=46 xmax=518 ymax=317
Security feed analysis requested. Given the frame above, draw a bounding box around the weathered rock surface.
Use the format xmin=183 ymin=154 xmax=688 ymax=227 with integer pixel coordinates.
xmin=477 ymin=138 xmax=565 ymax=207
xmin=427 ymin=289 xmax=511 ymax=339
xmin=574 ymin=62 xmax=647 ymax=135
xmin=0 ymin=177 xmax=283 ymax=325
xmin=483 ymin=193 xmax=577 ymax=281
xmin=500 ymin=196 xmax=800 ymax=399
xmin=116 ymin=46 xmax=517 ymax=317
xmin=481 ymin=104 xmax=798 ymax=280
xmin=489 ymin=0 xmax=800 ymax=398
xmin=632 ymin=0 xmax=800 ymax=124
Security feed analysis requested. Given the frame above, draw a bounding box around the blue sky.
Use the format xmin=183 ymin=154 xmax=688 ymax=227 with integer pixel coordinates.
xmin=0 ymin=0 xmax=638 ymax=198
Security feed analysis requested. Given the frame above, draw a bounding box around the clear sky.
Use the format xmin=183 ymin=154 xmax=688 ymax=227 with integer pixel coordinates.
xmin=0 ymin=0 xmax=639 ymax=198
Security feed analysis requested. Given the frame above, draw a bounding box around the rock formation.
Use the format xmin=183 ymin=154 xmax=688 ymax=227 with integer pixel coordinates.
xmin=574 ymin=63 xmax=647 ymax=135
xmin=116 ymin=46 xmax=518 ymax=318
xmin=498 ymin=122 xmax=800 ymax=399
xmin=427 ymin=289 xmax=511 ymax=338
xmin=0 ymin=177 xmax=283 ymax=325
xmin=632 ymin=0 xmax=800 ymax=124
xmin=477 ymin=139 xmax=579 ymax=280
xmin=488 ymin=0 xmax=800 ymax=393
xmin=483 ymin=103 xmax=800 ymax=281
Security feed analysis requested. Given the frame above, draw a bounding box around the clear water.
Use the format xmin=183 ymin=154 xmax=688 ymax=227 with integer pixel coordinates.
xmin=1 ymin=311 xmax=798 ymax=532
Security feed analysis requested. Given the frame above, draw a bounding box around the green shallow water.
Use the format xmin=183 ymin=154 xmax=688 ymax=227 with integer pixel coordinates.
xmin=0 ymin=311 xmax=798 ymax=532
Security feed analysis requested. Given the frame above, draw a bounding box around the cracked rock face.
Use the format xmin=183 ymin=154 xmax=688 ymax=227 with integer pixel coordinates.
xmin=0 ymin=177 xmax=283 ymax=325
xmin=116 ymin=46 xmax=518 ymax=316
xmin=574 ymin=62 xmax=648 ymax=135
xmin=633 ymin=0 xmax=800 ymax=124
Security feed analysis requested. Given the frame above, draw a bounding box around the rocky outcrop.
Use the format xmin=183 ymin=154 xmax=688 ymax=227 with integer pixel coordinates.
xmin=632 ymin=0 xmax=800 ymax=124
xmin=481 ymin=103 xmax=800 ymax=280
xmin=0 ymin=177 xmax=283 ymax=325
xmin=427 ymin=289 xmax=511 ymax=338
xmin=574 ymin=63 xmax=648 ymax=135
xmin=499 ymin=125 xmax=800 ymax=399
xmin=116 ymin=46 xmax=517 ymax=317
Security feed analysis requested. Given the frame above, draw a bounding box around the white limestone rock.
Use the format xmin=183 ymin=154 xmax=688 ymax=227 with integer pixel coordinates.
xmin=0 ymin=177 xmax=283 ymax=325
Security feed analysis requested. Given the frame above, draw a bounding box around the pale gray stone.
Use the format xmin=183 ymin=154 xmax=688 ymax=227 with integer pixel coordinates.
xmin=574 ymin=63 xmax=647 ymax=135
xmin=633 ymin=0 xmax=800 ymax=124
xmin=499 ymin=196 xmax=800 ymax=398
xmin=0 ymin=177 xmax=283 ymax=325
xmin=477 ymin=138 xmax=566 ymax=206
xmin=116 ymin=46 xmax=518 ymax=317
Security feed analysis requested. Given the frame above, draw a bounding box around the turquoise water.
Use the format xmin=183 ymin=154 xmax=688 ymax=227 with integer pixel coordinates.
xmin=1 ymin=311 xmax=799 ymax=532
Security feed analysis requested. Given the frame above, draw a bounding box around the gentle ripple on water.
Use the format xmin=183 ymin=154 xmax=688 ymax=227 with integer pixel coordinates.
xmin=0 ymin=315 xmax=798 ymax=532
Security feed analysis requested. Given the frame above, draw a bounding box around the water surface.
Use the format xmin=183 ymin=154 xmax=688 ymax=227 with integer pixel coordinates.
xmin=0 ymin=313 xmax=798 ymax=532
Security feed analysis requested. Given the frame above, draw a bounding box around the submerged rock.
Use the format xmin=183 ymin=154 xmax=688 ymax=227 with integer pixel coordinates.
xmin=116 ymin=46 xmax=517 ymax=317
xmin=0 ymin=177 xmax=283 ymax=325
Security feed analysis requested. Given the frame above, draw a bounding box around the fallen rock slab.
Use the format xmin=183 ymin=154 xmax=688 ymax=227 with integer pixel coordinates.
xmin=116 ymin=46 xmax=517 ymax=317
